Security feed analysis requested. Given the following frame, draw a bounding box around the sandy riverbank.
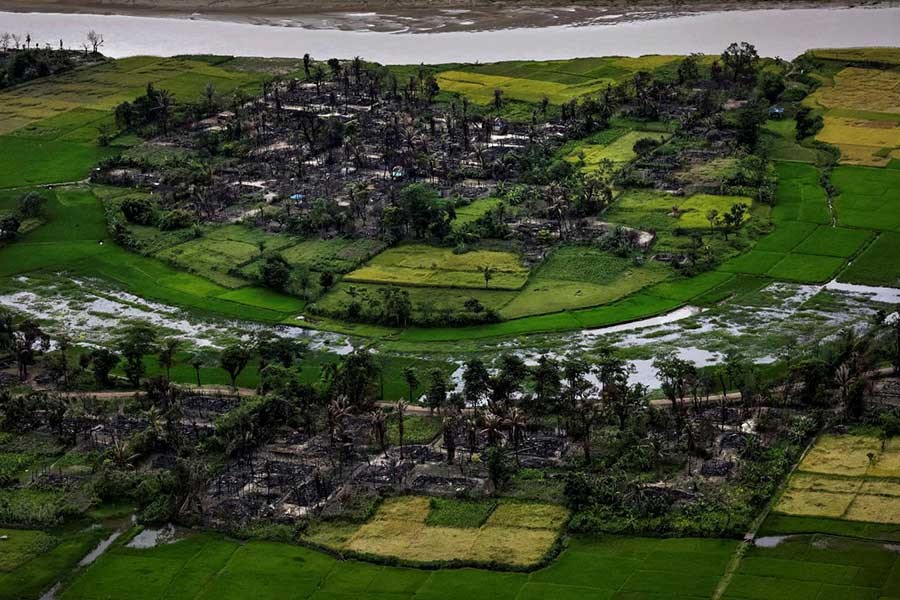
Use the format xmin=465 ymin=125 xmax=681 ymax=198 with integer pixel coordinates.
xmin=0 ymin=0 xmax=894 ymax=32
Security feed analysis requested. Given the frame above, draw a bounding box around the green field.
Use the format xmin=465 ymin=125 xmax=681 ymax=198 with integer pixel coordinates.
xmin=344 ymin=244 xmax=530 ymax=291
xmin=0 ymin=187 xmax=305 ymax=322
xmin=839 ymin=231 xmax=900 ymax=286
xmin=500 ymin=246 xmax=671 ymax=319
xmin=833 ymin=165 xmax=900 ymax=231
xmin=0 ymin=56 xmax=268 ymax=190
xmin=721 ymin=534 xmax=900 ymax=600
xmin=57 ymin=531 xmax=739 ymax=600
xmin=436 ymin=55 xmax=682 ymax=105
xmin=565 ymin=130 xmax=671 ymax=167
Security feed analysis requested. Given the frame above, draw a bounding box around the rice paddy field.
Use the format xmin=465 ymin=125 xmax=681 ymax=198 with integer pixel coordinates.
xmin=0 ymin=56 xmax=269 ymax=188
xmin=720 ymin=534 xmax=900 ymax=600
xmin=0 ymin=52 xmax=898 ymax=345
xmin=435 ymin=55 xmax=683 ymax=106
xmin=0 ymin=186 xmax=306 ymax=322
xmin=807 ymin=65 xmax=900 ymax=167
xmin=773 ymin=434 xmax=900 ymax=525
xmin=50 ymin=529 xmax=742 ymax=600
xmin=564 ymin=129 xmax=672 ymax=167
xmin=312 ymin=496 xmax=569 ymax=567
xmin=343 ymin=244 xmax=530 ymax=291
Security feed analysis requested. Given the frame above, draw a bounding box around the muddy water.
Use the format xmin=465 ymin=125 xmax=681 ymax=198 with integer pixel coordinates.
xmin=2 ymin=6 xmax=900 ymax=62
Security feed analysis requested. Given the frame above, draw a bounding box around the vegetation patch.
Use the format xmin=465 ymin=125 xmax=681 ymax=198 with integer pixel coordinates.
xmin=565 ymin=130 xmax=670 ymax=167
xmin=765 ymin=253 xmax=845 ymax=283
xmin=721 ymin=534 xmax=900 ymax=600
xmin=345 ymin=244 xmax=529 ymax=291
xmin=774 ymin=435 xmax=900 ymax=526
xmin=339 ymin=496 xmax=567 ymax=567
xmin=425 ymin=498 xmax=498 ymax=528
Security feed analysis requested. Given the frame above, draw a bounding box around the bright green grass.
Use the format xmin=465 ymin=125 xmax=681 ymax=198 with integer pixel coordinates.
xmin=771 ymin=162 xmax=831 ymax=225
xmin=139 ymin=347 xmax=449 ymax=402
xmin=345 ymin=244 xmax=529 ymax=291
xmin=565 ymin=130 xmax=670 ymax=167
xmin=386 ymin=414 xmax=441 ymax=444
xmin=453 ymin=198 xmax=502 ymax=231
xmin=0 ymin=529 xmax=57 ymax=572
xmin=0 ymin=136 xmax=118 ymax=188
xmin=838 ymin=231 xmax=900 ymax=287
xmin=315 ymin=281 xmax=516 ymax=318
xmin=59 ymin=532 xmax=737 ymax=600
xmin=763 ymin=119 xmax=823 ymax=163
xmin=833 ymin=165 xmax=900 ymax=231
xmin=753 ymin=221 xmax=818 ymax=253
xmin=792 ymin=226 xmax=872 ymax=258
xmin=759 ymin=513 xmax=900 ymax=542
xmin=691 ymin=275 xmax=772 ymax=306
xmin=678 ymin=194 xmax=752 ymax=229
xmin=766 ymin=253 xmax=846 ymax=283
xmin=397 ymin=291 xmax=681 ymax=342
xmin=425 ymin=498 xmax=498 ymax=528
xmin=0 ymin=527 xmax=109 ymax=600
xmin=721 ymin=534 xmax=900 ymax=600
xmin=0 ymin=56 xmax=267 ymax=189
xmin=647 ymin=270 xmax=735 ymax=301
xmin=500 ymin=253 xmax=671 ymax=319
xmin=274 ymin=237 xmax=386 ymax=274
xmin=720 ymin=250 xmax=787 ymax=275
xmin=0 ymin=187 xmax=304 ymax=322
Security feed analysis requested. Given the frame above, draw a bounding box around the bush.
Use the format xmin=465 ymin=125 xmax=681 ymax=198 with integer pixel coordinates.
xmin=158 ymin=209 xmax=194 ymax=231
xmin=120 ymin=196 xmax=157 ymax=226
xmin=17 ymin=191 xmax=47 ymax=219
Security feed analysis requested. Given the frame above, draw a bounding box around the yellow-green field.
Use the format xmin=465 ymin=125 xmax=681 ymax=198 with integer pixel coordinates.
xmin=565 ymin=130 xmax=671 ymax=167
xmin=313 ymin=496 xmax=568 ymax=567
xmin=436 ymin=55 xmax=682 ymax=105
xmin=344 ymin=244 xmax=530 ymax=290
xmin=0 ymin=56 xmax=267 ymax=188
xmin=774 ymin=435 xmax=900 ymax=525
xmin=808 ymin=67 xmax=900 ymax=166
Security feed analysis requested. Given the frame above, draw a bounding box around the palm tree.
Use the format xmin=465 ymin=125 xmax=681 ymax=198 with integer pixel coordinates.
xmin=158 ymin=338 xmax=180 ymax=380
xmin=190 ymin=353 xmax=203 ymax=387
xmin=402 ymin=367 xmax=419 ymax=404
xmin=370 ymin=408 xmax=387 ymax=455
xmin=105 ymin=437 xmax=139 ymax=470
xmin=327 ymin=397 xmax=351 ymax=449
xmin=396 ymin=400 xmax=407 ymax=459
xmin=481 ymin=412 xmax=505 ymax=447
xmin=481 ymin=265 xmax=494 ymax=289
xmin=504 ymin=407 xmax=528 ymax=465
xmin=144 ymin=406 xmax=165 ymax=445
xmin=153 ymin=89 xmax=174 ymax=134
xmin=442 ymin=411 xmax=459 ymax=465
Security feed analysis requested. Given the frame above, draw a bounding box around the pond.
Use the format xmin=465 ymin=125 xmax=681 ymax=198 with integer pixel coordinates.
xmin=1 ymin=6 xmax=899 ymax=63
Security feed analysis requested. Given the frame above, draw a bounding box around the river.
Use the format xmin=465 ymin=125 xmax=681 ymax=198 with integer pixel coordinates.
xmin=1 ymin=6 xmax=899 ymax=63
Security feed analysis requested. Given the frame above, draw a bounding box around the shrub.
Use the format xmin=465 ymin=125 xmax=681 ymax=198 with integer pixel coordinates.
xmin=158 ymin=208 xmax=194 ymax=231
xmin=120 ymin=196 xmax=157 ymax=225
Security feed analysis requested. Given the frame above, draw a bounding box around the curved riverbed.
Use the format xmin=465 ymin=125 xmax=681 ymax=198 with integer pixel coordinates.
xmin=2 ymin=6 xmax=900 ymax=62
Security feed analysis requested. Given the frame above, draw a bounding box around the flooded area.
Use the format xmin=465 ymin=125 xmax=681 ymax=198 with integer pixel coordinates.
xmin=754 ymin=535 xmax=794 ymax=548
xmin=126 ymin=524 xmax=182 ymax=548
xmin=1 ymin=6 xmax=899 ymax=63
xmin=77 ymin=530 xmax=122 ymax=566
xmin=6 ymin=272 xmax=893 ymax=391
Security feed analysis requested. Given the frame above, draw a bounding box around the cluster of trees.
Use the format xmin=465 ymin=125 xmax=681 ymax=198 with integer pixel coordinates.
xmin=0 ymin=191 xmax=47 ymax=242
xmin=0 ymin=31 xmax=104 ymax=89
xmin=115 ymin=83 xmax=177 ymax=134
xmin=317 ymin=284 xmax=500 ymax=328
